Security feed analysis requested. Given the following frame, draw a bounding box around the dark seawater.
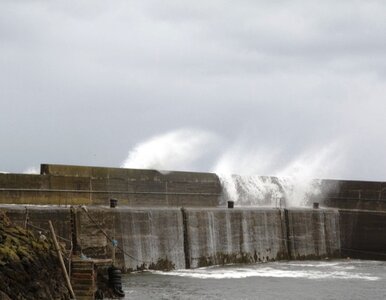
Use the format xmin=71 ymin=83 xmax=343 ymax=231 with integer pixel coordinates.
xmin=122 ymin=260 xmax=386 ymax=300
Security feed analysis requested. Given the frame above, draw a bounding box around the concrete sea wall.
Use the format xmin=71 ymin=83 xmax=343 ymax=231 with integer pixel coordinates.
xmin=2 ymin=163 xmax=386 ymax=211
xmin=2 ymin=205 xmax=72 ymax=247
xmin=339 ymin=209 xmax=386 ymax=260
xmin=76 ymin=207 xmax=186 ymax=271
xmin=0 ymin=164 xmax=221 ymax=207
xmin=1 ymin=163 xmax=386 ymax=276
xmin=286 ymin=209 xmax=341 ymax=259
xmin=77 ymin=207 xmax=343 ymax=270
xmin=1 ymin=205 xmax=356 ymax=271
xmin=1 ymin=163 xmax=385 ymax=270
xmin=183 ymin=208 xmax=288 ymax=268
xmin=317 ymin=179 xmax=386 ymax=211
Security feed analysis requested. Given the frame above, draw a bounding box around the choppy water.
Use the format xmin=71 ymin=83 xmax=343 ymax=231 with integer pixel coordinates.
xmin=122 ymin=260 xmax=386 ymax=299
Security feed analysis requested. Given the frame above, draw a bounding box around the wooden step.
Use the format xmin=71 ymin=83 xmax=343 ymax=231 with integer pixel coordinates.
xmin=71 ymin=259 xmax=96 ymax=300
xmin=76 ymin=297 xmax=94 ymax=300
xmin=72 ymin=269 xmax=94 ymax=280
xmin=72 ymin=290 xmax=95 ymax=297
xmin=72 ymin=282 xmax=94 ymax=289
xmin=71 ymin=278 xmax=95 ymax=284
xmin=72 ymin=264 xmax=94 ymax=270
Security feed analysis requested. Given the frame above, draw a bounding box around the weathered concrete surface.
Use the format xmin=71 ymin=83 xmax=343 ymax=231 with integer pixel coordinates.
xmin=183 ymin=208 xmax=289 ymax=268
xmin=339 ymin=209 xmax=386 ymax=260
xmin=0 ymin=174 xmax=91 ymax=206
xmin=43 ymin=164 xmax=221 ymax=207
xmin=3 ymin=203 xmax=386 ymax=273
xmin=0 ymin=205 xmax=72 ymax=246
xmin=317 ymin=179 xmax=386 ymax=211
xmin=3 ymin=164 xmax=386 ymax=211
xmin=76 ymin=207 xmax=185 ymax=271
xmin=0 ymin=164 xmax=222 ymax=207
xmin=286 ymin=209 xmax=341 ymax=259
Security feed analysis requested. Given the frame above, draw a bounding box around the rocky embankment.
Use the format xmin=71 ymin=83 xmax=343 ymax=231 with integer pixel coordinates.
xmin=0 ymin=210 xmax=70 ymax=299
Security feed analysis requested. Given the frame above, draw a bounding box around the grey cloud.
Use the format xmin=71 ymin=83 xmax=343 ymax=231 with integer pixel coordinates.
xmin=0 ymin=0 xmax=385 ymax=181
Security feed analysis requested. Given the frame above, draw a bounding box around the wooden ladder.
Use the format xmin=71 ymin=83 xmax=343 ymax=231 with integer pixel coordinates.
xmin=71 ymin=260 xmax=96 ymax=300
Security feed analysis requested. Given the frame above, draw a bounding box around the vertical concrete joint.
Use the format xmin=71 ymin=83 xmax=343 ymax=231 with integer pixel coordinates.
xmin=70 ymin=206 xmax=81 ymax=255
xmin=181 ymin=208 xmax=191 ymax=269
xmin=283 ymin=209 xmax=292 ymax=260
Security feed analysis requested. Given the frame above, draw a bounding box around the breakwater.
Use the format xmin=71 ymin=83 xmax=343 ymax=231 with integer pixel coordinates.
xmin=218 ymin=174 xmax=386 ymax=210
xmin=4 ymin=204 xmax=383 ymax=271
xmin=1 ymin=163 xmax=386 ymax=272
xmin=2 ymin=164 xmax=386 ymax=211
xmin=182 ymin=208 xmax=289 ymax=268
xmin=75 ymin=207 xmax=341 ymax=269
xmin=0 ymin=164 xmax=221 ymax=207
xmin=317 ymin=179 xmax=386 ymax=211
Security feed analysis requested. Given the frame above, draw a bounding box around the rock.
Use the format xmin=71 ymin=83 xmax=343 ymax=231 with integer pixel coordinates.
xmin=0 ymin=210 xmax=70 ymax=299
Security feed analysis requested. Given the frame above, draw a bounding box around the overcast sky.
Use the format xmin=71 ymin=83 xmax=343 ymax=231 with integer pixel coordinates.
xmin=1 ymin=0 xmax=386 ymax=181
